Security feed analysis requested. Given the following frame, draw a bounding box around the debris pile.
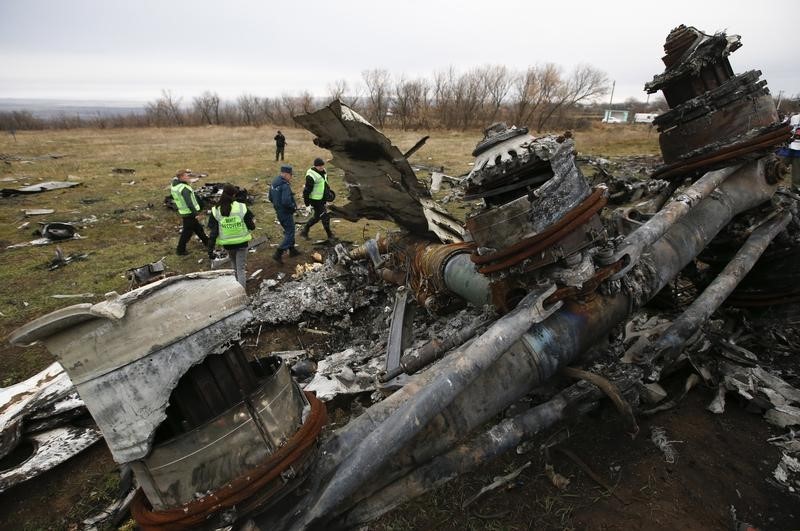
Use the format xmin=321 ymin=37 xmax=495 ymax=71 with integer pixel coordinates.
xmin=4 ymin=23 xmax=800 ymax=531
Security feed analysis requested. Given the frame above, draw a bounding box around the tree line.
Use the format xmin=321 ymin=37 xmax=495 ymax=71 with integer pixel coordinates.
xmin=8 ymin=62 xmax=791 ymax=134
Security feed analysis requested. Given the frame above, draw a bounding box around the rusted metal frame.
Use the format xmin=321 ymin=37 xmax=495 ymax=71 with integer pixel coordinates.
xmin=256 ymin=160 xmax=775 ymax=529
xmin=637 ymin=210 xmax=792 ymax=368
xmin=471 ymin=187 xmax=606 ymax=265
xmin=543 ymin=259 xmax=623 ymax=306
xmin=654 ymin=70 xmax=763 ymax=128
xmin=409 ymin=242 xmax=475 ymax=306
xmin=652 ymin=126 xmax=790 ymax=179
xmin=331 ymin=379 xmax=617 ymax=528
xmin=610 ymin=164 xmax=742 ymax=280
xmin=476 ymin=194 xmax=607 ymax=274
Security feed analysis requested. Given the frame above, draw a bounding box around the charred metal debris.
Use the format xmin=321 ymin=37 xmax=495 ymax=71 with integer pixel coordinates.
xmin=4 ymin=24 xmax=800 ymax=530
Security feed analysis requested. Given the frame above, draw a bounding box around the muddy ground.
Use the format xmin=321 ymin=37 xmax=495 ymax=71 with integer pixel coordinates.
xmin=1 ymin=236 xmax=799 ymax=530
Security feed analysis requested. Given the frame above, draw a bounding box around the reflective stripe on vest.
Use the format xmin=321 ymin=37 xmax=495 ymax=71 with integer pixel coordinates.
xmin=213 ymin=202 xmax=252 ymax=245
xmin=170 ymin=182 xmax=199 ymax=215
xmin=307 ymin=168 xmax=328 ymax=201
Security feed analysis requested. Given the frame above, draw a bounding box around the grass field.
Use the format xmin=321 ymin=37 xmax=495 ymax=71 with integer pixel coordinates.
xmin=0 ymin=121 xmax=659 ymax=529
xmin=0 ymin=122 xmax=659 ymax=383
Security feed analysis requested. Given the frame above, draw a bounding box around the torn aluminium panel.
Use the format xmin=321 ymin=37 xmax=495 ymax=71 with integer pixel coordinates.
xmin=0 ymin=362 xmax=78 ymax=460
xmin=1 ymin=181 xmax=81 ymax=197
xmin=0 ymin=361 xmax=98 ymax=493
xmin=9 ymin=271 xmax=252 ymax=464
xmin=0 ymin=424 xmax=101 ymax=493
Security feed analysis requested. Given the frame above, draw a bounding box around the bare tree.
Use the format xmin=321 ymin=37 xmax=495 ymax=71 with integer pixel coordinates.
xmin=457 ymin=68 xmax=491 ymax=129
xmin=280 ymin=93 xmax=299 ymax=123
xmin=534 ymin=64 xmax=608 ymax=131
xmin=509 ymin=63 xmax=569 ymax=130
xmin=299 ymin=90 xmax=316 ymax=114
xmin=432 ymin=67 xmax=457 ymax=128
xmin=328 ymin=79 xmax=349 ymax=102
xmin=258 ymin=97 xmax=280 ymax=124
xmin=362 ymin=68 xmax=392 ymax=128
xmin=482 ymin=65 xmax=513 ymax=123
xmin=193 ymin=91 xmax=220 ymax=125
xmin=393 ymin=77 xmax=430 ymax=130
xmin=237 ymin=94 xmax=260 ymax=126
xmin=145 ymin=90 xmax=184 ymax=126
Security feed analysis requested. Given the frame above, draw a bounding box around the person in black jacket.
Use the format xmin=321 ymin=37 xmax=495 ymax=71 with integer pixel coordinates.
xmin=207 ymin=184 xmax=255 ymax=288
xmin=274 ymin=130 xmax=286 ymax=161
xmin=170 ymin=168 xmax=209 ymax=256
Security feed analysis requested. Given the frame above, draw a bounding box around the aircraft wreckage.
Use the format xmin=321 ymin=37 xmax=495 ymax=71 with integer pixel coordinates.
xmin=4 ymin=24 xmax=800 ymax=529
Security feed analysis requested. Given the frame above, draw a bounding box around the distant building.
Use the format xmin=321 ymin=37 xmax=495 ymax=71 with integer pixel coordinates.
xmin=634 ymin=112 xmax=659 ymax=124
xmin=602 ymin=109 xmax=629 ymax=124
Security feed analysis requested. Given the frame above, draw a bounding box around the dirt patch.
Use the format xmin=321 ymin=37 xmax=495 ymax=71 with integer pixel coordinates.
xmin=0 ymin=443 xmax=118 ymax=530
xmin=376 ymin=383 xmax=799 ymax=530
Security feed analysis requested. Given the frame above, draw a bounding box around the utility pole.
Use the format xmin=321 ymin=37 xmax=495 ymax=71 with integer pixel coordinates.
xmin=609 ymin=80 xmax=616 ymax=107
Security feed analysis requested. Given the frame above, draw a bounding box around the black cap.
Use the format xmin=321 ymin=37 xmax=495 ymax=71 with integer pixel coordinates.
xmin=280 ymin=164 xmax=293 ymax=174
xmin=313 ymin=157 xmax=325 ymax=167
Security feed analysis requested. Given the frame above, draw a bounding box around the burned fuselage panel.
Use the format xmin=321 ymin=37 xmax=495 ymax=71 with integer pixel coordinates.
xmin=9 ymin=272 xmax=325 ymax=525
xmin=647 ymin=25 xmax=789 ymax=179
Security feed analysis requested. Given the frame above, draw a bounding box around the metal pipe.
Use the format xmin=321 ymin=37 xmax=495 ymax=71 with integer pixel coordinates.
xmin=610 ymin=164 xmax=742 ymax=280
xmin=294 ymin=283 xmax=562 ymax=528
xmin=255 ymin=159 xmax=775 ymax=529
xmin=638 ymin=210 xmax=792 ymax=368
xmin=442 ymin=252 xmax=491 ymax=307
xmin=379 ymin=315 xmax=489 ymax=382
xmin=335 ymin=379 xmax=623 ymax=528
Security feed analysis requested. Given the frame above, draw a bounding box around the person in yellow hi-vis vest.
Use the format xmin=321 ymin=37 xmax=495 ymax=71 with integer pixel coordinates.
xmin=207 ymin=184 xmax=255 ymax=288
xmin=170 ymin=168 xmax=209 ymax=255
xmin=301 ymin=157 xmax=335 ymax=242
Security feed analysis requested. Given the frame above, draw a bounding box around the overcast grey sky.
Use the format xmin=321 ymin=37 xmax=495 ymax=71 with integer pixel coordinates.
xmin=1 ymin=0 xmax=796 ymax=104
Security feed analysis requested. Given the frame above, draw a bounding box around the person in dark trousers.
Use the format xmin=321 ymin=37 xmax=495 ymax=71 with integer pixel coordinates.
xmin=170 ymin=168 xmax=209 ymax=255
xmin=274 ymin=130 xmax=286 ymax=161
xmin=268 ymin=164 xmax=301 ymax=263
xmin=301 ymin=157 xmax=334 ymax=241
xmin=207 ymin=184 xmax=255 ymax=288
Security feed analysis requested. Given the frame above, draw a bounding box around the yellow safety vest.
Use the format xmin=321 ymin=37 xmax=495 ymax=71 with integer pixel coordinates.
xmin=170 ymin=182 xmax=200 ymax=215
xmin=212 ymin=202 xmax=252 ymax=245
xmin=307 ymin=168 xmax=328 ymax=201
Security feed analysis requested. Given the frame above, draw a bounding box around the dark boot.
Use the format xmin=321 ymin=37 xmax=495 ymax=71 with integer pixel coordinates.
xmin=288 ymin=246 xmax=301 ymax=257
xmin=272 ymin=248 xmax=284 ymax=264
xmin=322 ymin=218 xmax=334 ymax=242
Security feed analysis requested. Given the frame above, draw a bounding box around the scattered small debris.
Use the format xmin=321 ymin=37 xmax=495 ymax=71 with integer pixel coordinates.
xmin=462 ymin=461 xmax=531 ymax=508
xmin=23 ymin=208 xmax=55 ymax=216
xmin=47 ymin=247 xmax=89 ymax=270
xmin=544 ymin=463 xmax=571 ymax=490
xmin=111 ymin=168 xmax=136 ymax=174
xmin=126 ymin=259 xmax=166 ymax=287
xmin=1 ymin=181 xmax=81 ymax=197
xmin=650 ymin=426 xmax=679 ymax=464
